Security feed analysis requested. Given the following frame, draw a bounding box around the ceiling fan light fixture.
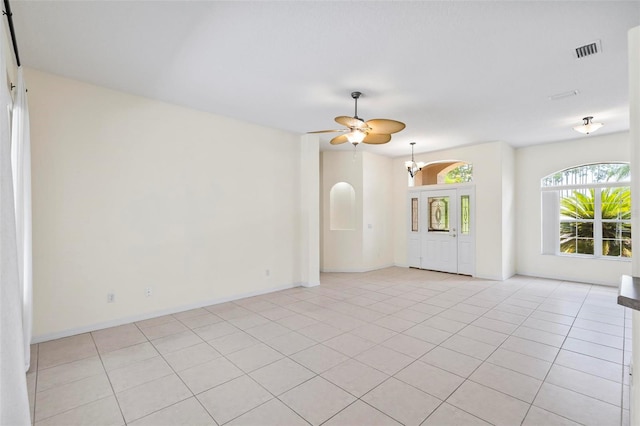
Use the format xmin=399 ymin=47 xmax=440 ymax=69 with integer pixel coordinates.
xmin=573 ymin=116 xmax=603 ymax=135
xmin=346 ymin=129 xmax=366 ymax=144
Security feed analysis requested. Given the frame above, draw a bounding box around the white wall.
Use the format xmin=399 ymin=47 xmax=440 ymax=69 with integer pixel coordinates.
xmin=393 ymin=141 xmax=515 ymax=280
xmin=502 ymin=142 xmax=516 ymax=279
xmin=320 ymin=150 xmax=394 ymax=272
xmin=27 ymin=69 xmax=305 ymax=339
xmin=515 ymin=131 xmax=631 ymax=285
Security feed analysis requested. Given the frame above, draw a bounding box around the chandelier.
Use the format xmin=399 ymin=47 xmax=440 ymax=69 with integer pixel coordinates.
xmin=405 ymin=142 xmax=426 ymax=178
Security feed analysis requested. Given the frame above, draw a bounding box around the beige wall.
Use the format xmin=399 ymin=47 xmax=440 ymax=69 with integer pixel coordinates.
xmin=515 ymin=131 xmax=631 ymax=285
xmin=27 ymin=68 xmax=305 ymax=339
xmin=393 ymin=141 xmax=515 ymax=280
xmin=320 ymin=150 xmax=394 ymax=272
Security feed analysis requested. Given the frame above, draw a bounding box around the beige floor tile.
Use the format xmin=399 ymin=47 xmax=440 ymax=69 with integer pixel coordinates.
xmin=226 ymin=342 xmax=283 ymax=372
xmin=394 ymin=360 xmax=464 ymax=400
xmin=323 ymin=332 xmax=376 ymax=357
xmin=392 ymin=309 xmax=432 ymax=323
xmin=568 ymin=327 xmax=624 ymax=349
xmin=192 ymin=321 xmax=239 ymax=341
xmin=178 ymin=313 xmax=223 ymax=329
xmin=264 ymin=331 xmax=316 ymax=355
xmin=355 ymin=345 xmax=413 ymax=375
xmin=513 ymin=326 xmax=566 ymax=347
xmin=228 ymin=314 xmax=271 ymax=330
xmin=291 ymin=344 xmax=349 ymax=373
xmin=555 ymin=349 xmax=622 ymax=383
xmin=35 ymin=396 xmax=123 ymax=426
xmin=38 ymin=334 xmax=98 ymax=370
xmin=108 ymin=355 xmax=173 ymax=392
xmin=448 ymin=380 xmax=529 ymax=425
xmin=35 ymin=373 xmax=113 ymax=421
xmin=324 ymin=400 xmax=401 ymax=426
xmin=529 ymin=310 xmax=575 ymax=326
xmin=346 ymin=324 xmax=396 ymax=344
xmin=322 ymin=359 xmax=389 ymax=397
xmin=499 ymin=336 xmax=559 ymax=362
xmin=207 ymin=331 xmax=259 ymax=355
xmin=487 ymin=348 xmax=552 ymax=380
xmin=457 ymin=325 xmax=508 ymax=346
xmin=101 ymin=342 xmax=159 ymax=371
xmin=472 ymin=317 xmax=519 ymax=334
xmin=197 ymin=375 xmax=272 ymax=424
xmin=533 ymin=382 xmax=620 ymax=426
xmin=373 ymin=315 xmax=415 ymax=332
xmin=481 ymin=309 xmax=527 ymax=325
xmin=441 ymin=335 xmax=498 ymax=360
xmin=226 ymin=398 xmax=308 ymax=426
xmin=250 ymin=358 xmax=315 ymax=395
xmin=403 ymin=324 xmax=452 ymax=345
xmin=151 ymin=330 xmax=203 ymax=354
xmin=422 ymin=403 xmax=491 ymax=426
xmin=296 ymin=322 xmax=344 ymax=342
xmin=280 ymin=376 xmax=356 ymax=426
xmin=116 ymin=374 xmax=191 ymax=423
xmin=546 ymin=364 xmax=621 ymax=406
xmin=381 ymin=333 xmax=435 ymax=359
xmin=172 ymin=308 xmax=210 ymax=320
xmin=178 ymin=357 xmax=244 ymax=394
xmin=522 ymin=406 xmax=581 ymax=426
xmin=362 ymin=377 xmax=440 ymax=426
xmin=420 ymin=347 xmax=482 ymax=378
xmin=438 ymin=308 xmax=481 ymax=324
xmin=92 ymin=324 xmax=147 ymax=354
xmin=135 ymin=315 xmax=177 ymax=330
xmin=162 ymin=342 xmax=221 ymax=372
xmin=37 ymin=356 xmax=104 ymax=392
xmin=128 ymin=397 xmax=215 ymax=426
xmin=275 ymin=313 xmax=318 ymax=330
xmin=469 ymin=362 xmax=542 ymax=403
xmin=423 ymin=316 xmax=468 ymax=333
xmin=572 ymin=318 xmax=624 ymax=336
xmin=522 ymin=317 xmax=571 ymax=336
xmin=562 ymin=337 xmax=623 ymax=363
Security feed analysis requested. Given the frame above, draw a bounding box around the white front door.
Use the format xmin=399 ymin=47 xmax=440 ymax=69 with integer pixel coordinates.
xmin=421 ymin=190 xmax=458 ymax=273
xmin=407 ymin=186 xmax=475 ymax=275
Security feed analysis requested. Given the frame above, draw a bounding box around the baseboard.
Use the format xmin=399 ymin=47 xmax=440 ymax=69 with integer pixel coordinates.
xmin=515 ymin=272 xmax=618 ymax=287
xmin=32 ymin=282 xmax=301 ymax=344
xmin=321 ymin=263 xmax=395 ymax=273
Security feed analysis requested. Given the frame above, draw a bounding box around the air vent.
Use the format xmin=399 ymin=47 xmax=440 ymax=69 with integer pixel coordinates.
xmin=574 ymin=40 xmax=602 ymax=59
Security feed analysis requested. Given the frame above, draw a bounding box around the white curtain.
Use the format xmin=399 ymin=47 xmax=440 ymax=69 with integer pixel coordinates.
xmin=0 ymin=15 xmax=31 ymax=426
xmin=11 ymin=67 xmax=32 ymax=372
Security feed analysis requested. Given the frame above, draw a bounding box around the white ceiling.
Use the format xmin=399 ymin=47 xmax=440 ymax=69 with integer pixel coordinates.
xmin=10 ymin=1 xmax=640 ymax=158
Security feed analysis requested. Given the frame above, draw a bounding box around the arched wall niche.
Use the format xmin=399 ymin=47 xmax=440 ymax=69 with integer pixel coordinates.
xmin=329 ymin=182 xmax=356 ymax=230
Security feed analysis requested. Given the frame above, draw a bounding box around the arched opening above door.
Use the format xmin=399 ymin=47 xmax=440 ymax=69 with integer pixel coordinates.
xmin=413 ymin=161 xmax=473 ymax=186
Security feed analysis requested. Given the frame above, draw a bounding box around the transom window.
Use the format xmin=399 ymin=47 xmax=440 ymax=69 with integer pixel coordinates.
xmin=541 ymin=163 xmax=631 ymax=259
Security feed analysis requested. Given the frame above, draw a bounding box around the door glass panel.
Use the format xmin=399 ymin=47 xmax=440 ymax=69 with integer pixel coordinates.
xmin=428 ymin=197 xmax=449 ymax=232
xmin=411 ymin=198 xmax=418 ymax=232
xmin=461 ymin=195 xmax=470 ymax=235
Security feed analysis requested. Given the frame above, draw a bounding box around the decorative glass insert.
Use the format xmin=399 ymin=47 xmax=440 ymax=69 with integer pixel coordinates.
xmin=411 ymin=198 xmax=418 ymax=232
xmin=428 ymin=197 xmax=449 ymax=232
xmin=461 ymin=195 xmax=470 ymax=235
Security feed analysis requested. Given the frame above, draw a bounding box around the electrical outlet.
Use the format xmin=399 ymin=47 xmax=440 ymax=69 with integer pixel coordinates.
xmin=145 ymin=287 xmax=152 ymax=297
xmin=107 ymin=293 xmax=115 ymax=303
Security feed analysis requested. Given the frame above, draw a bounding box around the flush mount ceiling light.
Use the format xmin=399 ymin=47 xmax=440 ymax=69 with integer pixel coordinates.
xmin=573 ymin=116 xmax=604 ymax=135
xmin=405 ymin=142 xmax=426 ymax=178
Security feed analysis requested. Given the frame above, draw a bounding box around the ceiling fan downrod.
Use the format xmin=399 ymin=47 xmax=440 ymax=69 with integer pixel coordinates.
xmin=351 ymin=91 xmax=362 ymax=121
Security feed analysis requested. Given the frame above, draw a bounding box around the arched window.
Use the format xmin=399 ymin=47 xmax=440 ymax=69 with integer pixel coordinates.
xmin=329 ymin=182 xmax=356 ymax=230
xmin=413 ymin=161 xmax=473 ymax=186
xmin=541 ymin=163 xmax=630 ymax=258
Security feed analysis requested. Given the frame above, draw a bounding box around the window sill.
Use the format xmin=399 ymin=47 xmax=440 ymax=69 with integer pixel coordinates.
xmin=552 ymin=253 xmax=632 ymax=262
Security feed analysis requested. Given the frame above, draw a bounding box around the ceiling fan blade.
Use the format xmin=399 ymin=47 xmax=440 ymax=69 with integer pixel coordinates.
xmin=330 ymin=134 xmax=349 ymax=145
xmin=362 ymin=133 xmax=392 ymax=144
xmin=335 ymin=116 xmax=366 ymax=128
xmin=365 ymin=119 xmax=406 ymax=134
xmin=307 ymin=129 xmax=347 ymax=134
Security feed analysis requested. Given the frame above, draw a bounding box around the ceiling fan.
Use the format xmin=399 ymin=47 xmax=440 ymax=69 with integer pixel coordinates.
xmin=308 ymin=91 xmax=406 ymax=146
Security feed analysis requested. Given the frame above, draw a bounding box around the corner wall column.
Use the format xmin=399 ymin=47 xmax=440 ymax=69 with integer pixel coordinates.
xmin=628 ymin=25 xmax=640 ymax=426
xmin=300 ymin=134 xmax=320 ymax=287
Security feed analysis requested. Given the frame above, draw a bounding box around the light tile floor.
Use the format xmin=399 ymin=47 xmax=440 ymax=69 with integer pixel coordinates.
xmin=27 ymin=268 xmax=631 ymax=425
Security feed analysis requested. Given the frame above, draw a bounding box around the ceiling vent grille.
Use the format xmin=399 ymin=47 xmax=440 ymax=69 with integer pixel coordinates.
xmin=574 ymin=40 xmax=602 ymax=59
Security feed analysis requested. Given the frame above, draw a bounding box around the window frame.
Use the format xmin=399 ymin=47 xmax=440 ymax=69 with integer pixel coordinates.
xmin=541 ymin=178 xmax=631 ymax=261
